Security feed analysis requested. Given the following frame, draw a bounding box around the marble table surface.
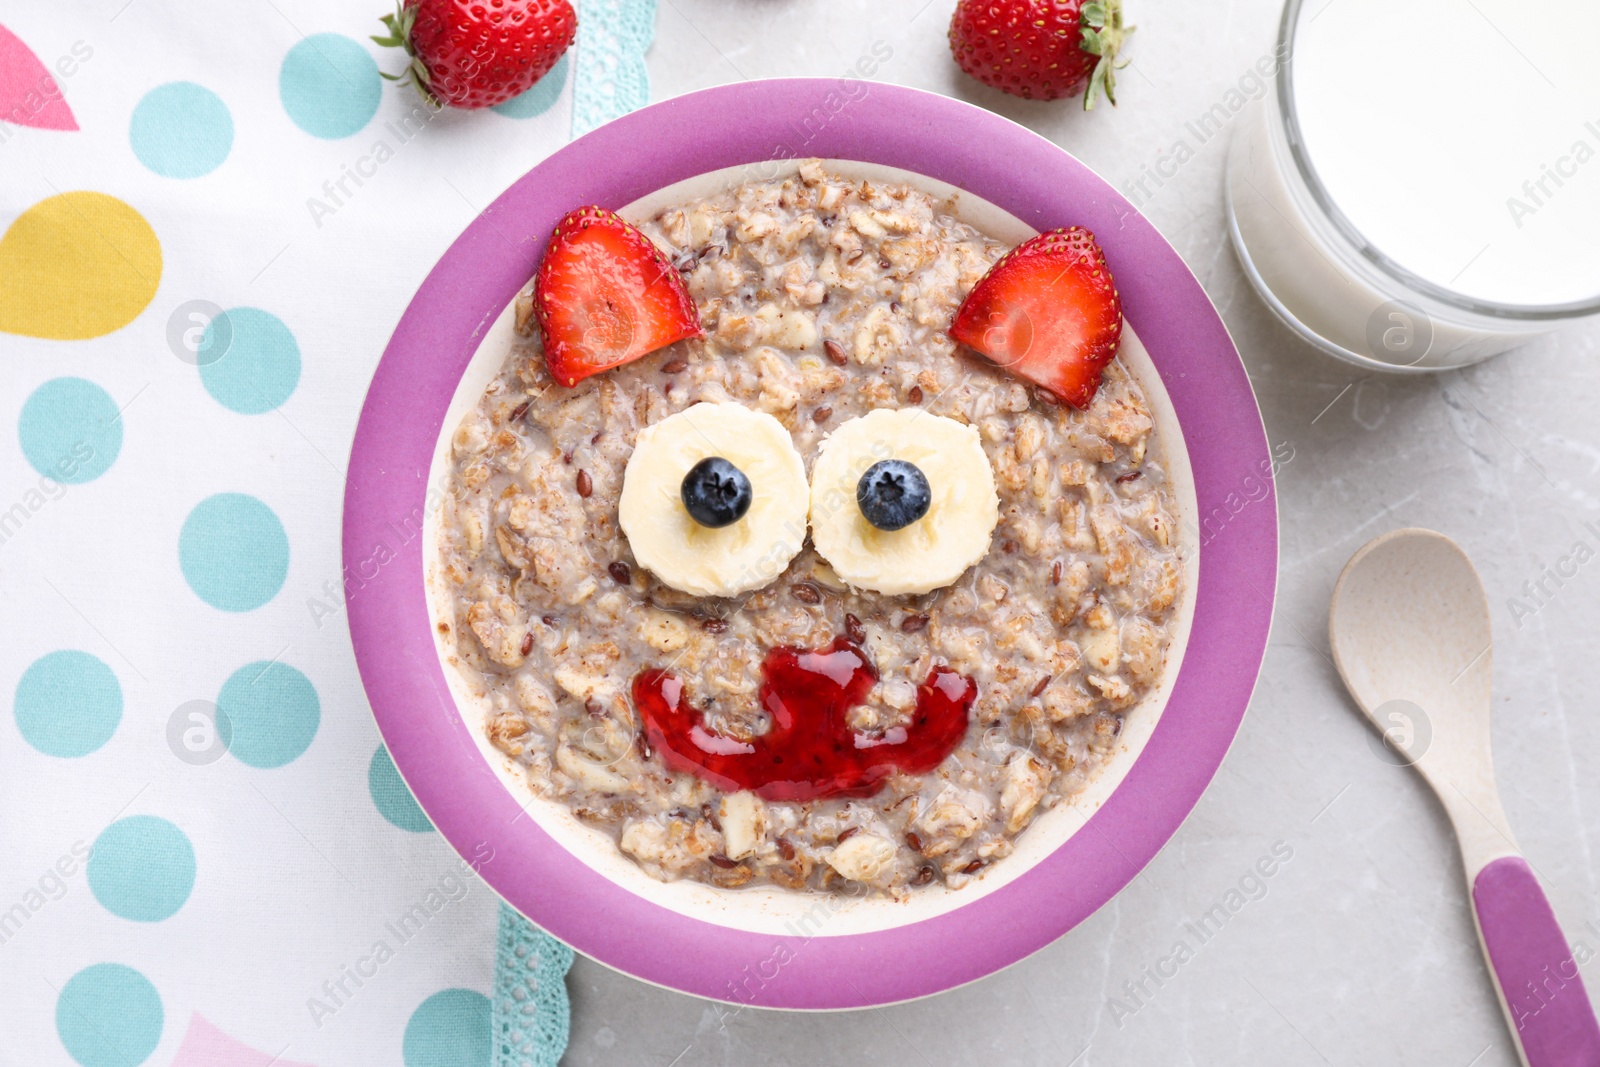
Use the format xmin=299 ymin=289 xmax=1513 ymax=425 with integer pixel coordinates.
xmin=563 ymin=1 xmax=1600 ymax=1064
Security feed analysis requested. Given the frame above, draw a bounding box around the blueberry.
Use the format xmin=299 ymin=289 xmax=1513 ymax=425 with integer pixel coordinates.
xmin=681 ymin=457 xmax=753 ymax=528
xmin=857 ymin=459 xmax=931 ymax=531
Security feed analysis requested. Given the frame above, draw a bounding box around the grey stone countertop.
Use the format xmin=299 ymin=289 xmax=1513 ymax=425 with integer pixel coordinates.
xmin=562 ymin=1 xmax=1600 ymax=1064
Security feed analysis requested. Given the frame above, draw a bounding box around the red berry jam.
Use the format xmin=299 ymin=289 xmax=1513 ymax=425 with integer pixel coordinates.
xmin=633 ymin=636 xmax=977 ymax=802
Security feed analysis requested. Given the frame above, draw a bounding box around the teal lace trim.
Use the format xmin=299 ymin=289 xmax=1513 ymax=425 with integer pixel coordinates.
xmin=490 ymin=6 xmax=657 ymax=1061
xmin=572 ymin=0 xmax=658 ymax=136
xmin=492 ymin=902 xmax=576 ymax=1067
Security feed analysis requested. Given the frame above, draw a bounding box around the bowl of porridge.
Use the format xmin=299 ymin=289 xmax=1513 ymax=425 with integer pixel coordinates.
xmin=345 ymin=80 xmax=1278 ymax=1009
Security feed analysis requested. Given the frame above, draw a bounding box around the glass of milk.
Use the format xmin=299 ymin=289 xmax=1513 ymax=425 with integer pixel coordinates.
xmin=1227 ymin=0 xmax=1600 ymax=370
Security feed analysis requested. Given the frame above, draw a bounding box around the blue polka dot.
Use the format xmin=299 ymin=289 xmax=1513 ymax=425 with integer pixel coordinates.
xmin=14 ymin=650 xmax=121 ymax=758
xmin=492 ymin=55 xmax=569 ymax=118
xmin=19 ymin=377 xmax=122 ymax=484
xmin=217 ymin=661 xmax=319 ymax=768
xmin=404 ymin=989 xmax=491 ymax=1067
xmin=179 ymin=493 xmax=289 ymax=611
xmin=130 ymin=82 xmax=233 ymax=178
xmin=56 ymin=963 xmax=162 ymax=1067
xmin=280 ymin=34 xmax=381 ymax=139
xmin=198 ymin=307 xmax=300 ymax=413
xmin=87 ymin=816 xmax=195 ymax=922
xmin=370 ymin=744 xmax=433 ymax=832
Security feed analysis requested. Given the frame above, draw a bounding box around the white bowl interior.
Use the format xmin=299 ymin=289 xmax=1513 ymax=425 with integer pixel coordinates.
xmin=421 ymin=159 xmax=1200 ymax=937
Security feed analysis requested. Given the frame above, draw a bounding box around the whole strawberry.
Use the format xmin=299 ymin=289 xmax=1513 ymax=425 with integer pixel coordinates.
xmin=949 ymin=0 xmax=1132 ymax=108
xmin=374 ymin=0 xmax=577 ymax=110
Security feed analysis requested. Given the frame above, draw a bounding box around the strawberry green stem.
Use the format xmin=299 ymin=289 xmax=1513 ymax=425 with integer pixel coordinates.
xmin=370 ymin=2 xmax=440 ymax=109
xmin=1079 ymin=0 xmax=1135 ymax=111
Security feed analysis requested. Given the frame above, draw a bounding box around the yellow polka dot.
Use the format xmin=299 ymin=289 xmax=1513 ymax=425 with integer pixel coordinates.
xmin=0 ymin=192 xmax=161 ymax=340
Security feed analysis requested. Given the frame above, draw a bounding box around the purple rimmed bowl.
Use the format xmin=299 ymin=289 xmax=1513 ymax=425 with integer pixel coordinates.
xmin=344 ymin=78 xmax=1277 ymax=1009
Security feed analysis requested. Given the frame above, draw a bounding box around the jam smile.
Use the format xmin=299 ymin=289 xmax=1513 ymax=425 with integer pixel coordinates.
xmin=634 ymin=636 xmax=977 ymax=803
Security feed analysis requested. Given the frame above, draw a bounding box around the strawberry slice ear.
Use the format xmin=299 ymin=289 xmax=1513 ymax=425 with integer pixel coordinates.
xmin=950 ymin=226 xmax=1123 ymax=409
xmin=533 ymin=207 xmax=703 ymax=387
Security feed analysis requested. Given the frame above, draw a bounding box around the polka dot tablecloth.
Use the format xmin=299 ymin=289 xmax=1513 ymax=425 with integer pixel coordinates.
xmin=1 ymin=2 xmax=653 ymax=1065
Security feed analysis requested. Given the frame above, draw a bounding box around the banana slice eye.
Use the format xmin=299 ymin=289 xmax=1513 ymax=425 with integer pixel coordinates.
xmin=618 ymin=403 xmax=808 ymax=598
xmin=809 ymin=408 xmax=1000 ymax=596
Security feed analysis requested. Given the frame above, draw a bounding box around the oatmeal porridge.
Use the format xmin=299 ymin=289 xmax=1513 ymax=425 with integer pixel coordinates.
xmin=433 ymin=161 xmax=1184 ymax=896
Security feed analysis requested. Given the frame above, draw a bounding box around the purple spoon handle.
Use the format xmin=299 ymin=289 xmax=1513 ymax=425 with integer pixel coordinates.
xmin=1473 ymin=856 xmax=1600 ymax=1066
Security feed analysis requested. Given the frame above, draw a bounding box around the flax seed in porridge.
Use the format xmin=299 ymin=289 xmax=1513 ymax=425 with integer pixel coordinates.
xmin=433 ymin=161 xmax=1183 ymax=896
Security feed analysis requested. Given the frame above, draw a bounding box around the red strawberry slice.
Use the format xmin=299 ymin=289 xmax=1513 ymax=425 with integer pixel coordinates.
xmin=533 ymin=206 xmax=703 ymax=387
xmin=949 ymin=226 xmax=1123 ymax=409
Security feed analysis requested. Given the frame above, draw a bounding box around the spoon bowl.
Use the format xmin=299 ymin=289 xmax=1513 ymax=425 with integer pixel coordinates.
xmin=1329 ymin=528 xmax=1491 ymax=731
xmin=1330 ymin=528 xmax=1495 ymax=816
